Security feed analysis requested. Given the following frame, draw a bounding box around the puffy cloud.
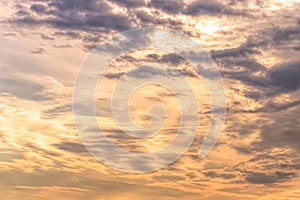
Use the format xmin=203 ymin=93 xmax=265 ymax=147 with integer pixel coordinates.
xmin=268 ymin=61 xmax=300 ymax=91
xmin=12 ymin=0 xmax=132 ymax=34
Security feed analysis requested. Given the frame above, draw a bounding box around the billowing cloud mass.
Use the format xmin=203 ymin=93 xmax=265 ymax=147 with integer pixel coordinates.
xmin=1 ymin=0 xmax=300 ymax=199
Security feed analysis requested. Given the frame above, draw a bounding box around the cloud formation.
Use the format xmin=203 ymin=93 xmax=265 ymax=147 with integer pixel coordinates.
xmin=1 ymin=0 xmax=300 ymax=199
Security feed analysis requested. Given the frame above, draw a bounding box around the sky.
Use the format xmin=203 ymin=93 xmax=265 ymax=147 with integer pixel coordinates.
xmin=0 ymin=0 xmax=300 ymax=199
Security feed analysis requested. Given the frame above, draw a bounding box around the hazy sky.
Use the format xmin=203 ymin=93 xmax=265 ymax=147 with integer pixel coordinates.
xmin=1 ymin=0 xmax=300 ymax=199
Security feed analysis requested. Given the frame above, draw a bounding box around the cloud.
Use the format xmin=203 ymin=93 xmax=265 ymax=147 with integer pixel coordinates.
xmin=43 ymin=104 xmax=72 ymax=117
xmin=250 ymin=104 xmax=300 ymax=154
xmin=30 ymin=3 xmax=47 ymax=13
xmin=149 ymin=0 xmax=184 ymax=14
xmin=184 ymin=0 xmax=246 ymax=16
xmin=213 ymin=40 xmax=300 ymax=94
xmin=272 ymin=26 xmax=300 ymax=43
xmin=0 ymin=149 xmax=24 ymax=162
xmin=245 ymin=172 xmax=295 ymax=184
xmin=125 ymin=65 xmax=187 ymax=79
xmin=53 ymin=44 xmax=72 ymax=48
xmin=268 ymin=61 xmax=300 ymax=92
xmin=203 ymin=171 xmax=236 ymax=179
xmin=110 ymin=0 xmax=146 ymax=8
xmin=54 ymin=31 xmax=81 ymax=38
xmin=0 ymin=77 xmax=48 ymax=101
xmin=3 ymin=32 xmax=17 ymax=37
xmin=184 ymin=0 xmax=225 ymax=15
xmin=49 ymin=0 xmax=111 ymax=13
xmin=136 ymin=10 xmax=183 ymax=28
xmin=243 ymin=100 xmax=300 ymax=113
xmin=11 ymin=0 xmax=132 ymax=33
xmin=245 ymin=173 xmax=278 ymax=184
xmin=102 ymin=52 xmax=197 ymax=80
xmin=103 ymin=72 xmax=126 ymax=79
xmin=161 ymin=53 xmax=186 ymax=66
xmin=53 ymin=142 xmax=88 ymax=154
xmin=40 ymin=34 xmax=55 ymax=40
xmin=0 ymin=169 xmax=193 ymax=200
xmin=211 ymin=22 xmax=300 ymax=90
xmin=2 ymin=0 xmax=300 ymax=198
xmin=211 ymin=46 xmax=259 ymax=59
xmin=30 ymin=48 xmax=45 ymax=54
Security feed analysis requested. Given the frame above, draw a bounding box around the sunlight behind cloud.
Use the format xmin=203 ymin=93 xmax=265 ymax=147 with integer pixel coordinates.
xmin=195 ymin=19 xmax=221 ymax=35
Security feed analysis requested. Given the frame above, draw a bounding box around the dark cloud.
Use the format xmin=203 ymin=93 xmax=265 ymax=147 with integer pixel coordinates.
xmin=275 ymin=172 xmax=296 ymax=180
xmin=54 ymin=31 xmax=82 ymax=38
xmin=40 ymin=34 xmax=55 ymax=40
xmin=243 ymin=100 xmax=300 ymax=113
xmin=14 ymin=9 xmax=31 ymax=16
xmin=103 ymin=67 xmax=197 ymax=80
xmin=147 ymin=53 xmax=160 ymax=60
xmin=10 ymin=0 xmax=186 ymax=50
xmin=279 ymin=163 xmax=300 ymax=170
xmin=30 ymin=48 xmax=45 ymax=54
xmin=43 ymin=104 xmax=72 ymax=117
xmin=85 ymin=14 xmax=131 ymax=30
xmin=150 ymin=0 xmax=184 ymax=14
xmin=252 ymin=105 xmax=300 ymax=153
xmin=245 ymin=173 xmax=277 ymax=184
xmin=175 ymin=68 xmax=198 ymax=78
xmin=209 ymin=38 xmax=269 ymax=88
xmin=3 ymin=33 xmax=17 ymax=37
xmin=110 ymin=0 xmax=146 ymax=8
xmin=261 ymin=128 xmax=300 ymax=153
xmin=30 ymin=3 xmax=47 ymax=13
xmin=245 ymin=172 xmax=295 ymax=184
xmin=161 ymin=53 xmax=186 ymax=66
xmin=53 ymin=142 xmax=88 ymax=154
xmin=53 ymin=44 xmax=72 ymax=48
xmin=211 ymin=46 xmax=259 ymax=59
xmin=213 ymin=48 xmax=267 ymax=87
xmin=103 ymin=52 xmax=197 ymax=79
xmin=184 ymin=0 xmax=225 ymax=15
xmin=126 ymin=65 xmax=169 ymax=79
xmin=233 ymin=146 xmax=253 ymax=154
xmin=103 ymin=72 xmax=126 ymax=79
xmin=268 ymin=61 xmax=300 ymax=92
xmin=124 ymin=64 xmax=196 ymax=79
xmin=136 ymin=10 xmax=183 ymax=29
xmin=293 ymin=47 xmax=300 ymax=51
xmin=154 ymin=175 xmax=185 ymax=182
xmin=184 ymin=0 xmax=246 ymax=16
xmin=209 ymin=23 xmax=300 ymax=91
xmin=213 ymin=36 xmax=300 ymax=94
xmin=12 ymin=0 xmax=132 ymax=34
xmin=272 ymin=26 xmax=300 ymax=43
xmin=203 ymin=171 xmax=236 ymax=179
xmin=49 ymin=0 xmax=111 ymax=13
xmin=136 ymin=11 xmax=154 ymax=23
